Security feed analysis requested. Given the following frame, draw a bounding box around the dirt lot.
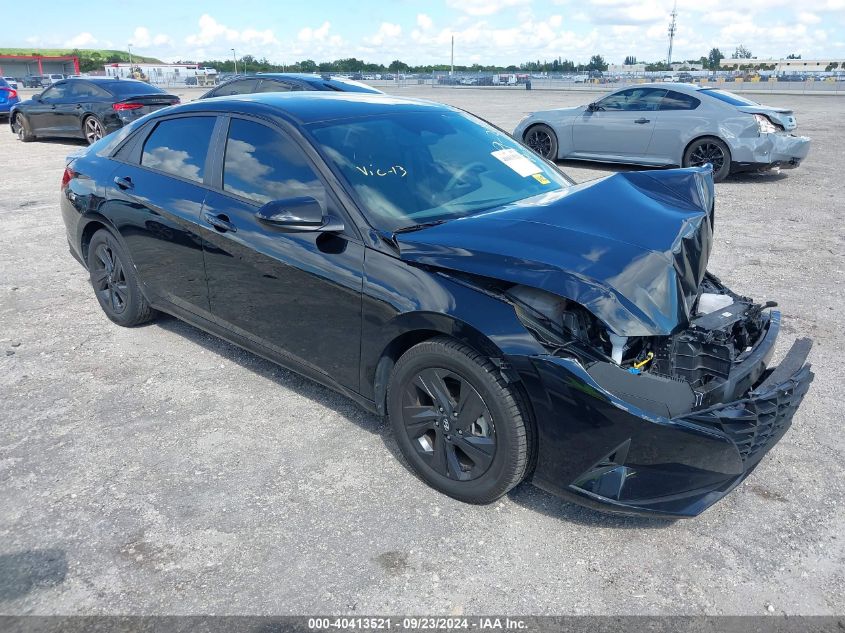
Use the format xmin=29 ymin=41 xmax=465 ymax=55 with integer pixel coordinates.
xmin=0 ymin=87 xmax=843 ymax=615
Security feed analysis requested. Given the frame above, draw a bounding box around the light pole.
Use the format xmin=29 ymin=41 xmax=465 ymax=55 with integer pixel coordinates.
xmin=231 ymin=48 xmax=238 ymax=75
xmin=450 ymin=35 xmax=454 ymax=77
xmin=127 ymin=43 xmax=133 ymax=78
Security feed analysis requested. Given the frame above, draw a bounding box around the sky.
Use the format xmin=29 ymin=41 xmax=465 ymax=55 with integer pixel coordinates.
xmin=8 ymin=0 xmax=845 ymax=66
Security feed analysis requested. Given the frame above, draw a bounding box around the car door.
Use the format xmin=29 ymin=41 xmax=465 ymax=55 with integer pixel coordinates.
xmin=53 ymin=81 xmax=101 ymax=136
xmin=200 ymin=116 xmax=364 ymax=390
xmin=571 ymin=87 xmax=667 ymax=161
xmin=105 ymin=114 xmax=218 ymax=319
xmin=26 ymin=83 xmax=68 ymax=133
xmin=647 ymin=90 xmax=704 ymax=165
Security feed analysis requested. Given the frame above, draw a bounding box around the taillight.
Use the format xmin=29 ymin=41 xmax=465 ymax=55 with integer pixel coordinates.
xmin=113 ymin=102 xmax=144 ymax=111
xmin=0 ymin=87 xmax=16 ymax=99
xmin=61 ymin=166 xmax=74 ymax=190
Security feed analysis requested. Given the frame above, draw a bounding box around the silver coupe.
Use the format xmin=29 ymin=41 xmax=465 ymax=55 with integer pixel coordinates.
xmin=514 ymin=83 xmax=810 ymax=182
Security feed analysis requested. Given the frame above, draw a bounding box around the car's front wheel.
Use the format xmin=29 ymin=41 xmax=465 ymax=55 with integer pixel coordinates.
xmin=87 ymin=229 xmax=156 ymax=327
xmin=683 ymin=137 xmax=731 ymax=182
xmin=523 ymin=124 xmax=558 ymax=160
xmin=387 ymin=336 xmax=531 ymax=504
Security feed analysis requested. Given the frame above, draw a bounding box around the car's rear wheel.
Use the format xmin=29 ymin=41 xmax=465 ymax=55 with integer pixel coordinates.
xmin=83 ymin=115 xmax=105 ymax=145
xmin=684 ymin=137 xmax=731 ymax=182
xmin=87 ymin=229 xmax=156 ymax=327
xmin=387 ymin=336 xmax=531 ymax=504
xmin=14 ymin=115 xmax=34 ymax=142
xmin=523 ymin=124 xmax=558 ymax=160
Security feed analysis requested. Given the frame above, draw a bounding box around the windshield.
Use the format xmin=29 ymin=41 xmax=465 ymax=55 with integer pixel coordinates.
xmin=308 ymin=110 xmax=572 ymax=231
xmin=700 ymin=88 xmax=759 ymax=107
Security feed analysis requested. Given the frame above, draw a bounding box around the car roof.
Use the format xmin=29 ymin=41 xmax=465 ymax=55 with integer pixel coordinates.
xmin=171 ymin=91 xmax=451 ymax=125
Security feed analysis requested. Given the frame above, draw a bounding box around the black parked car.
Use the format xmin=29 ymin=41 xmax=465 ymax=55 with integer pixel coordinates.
xmin=60 ymin=93 xmax=813 ymax=517
xmin=10 ymin=78 xmax=179 ymax=144
xmin=199 ymin=73 xmax=382 ymax=99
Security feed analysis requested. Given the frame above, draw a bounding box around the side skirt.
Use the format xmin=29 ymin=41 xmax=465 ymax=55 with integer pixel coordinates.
xmin=151 ymin=299 xmax=380 ymax=416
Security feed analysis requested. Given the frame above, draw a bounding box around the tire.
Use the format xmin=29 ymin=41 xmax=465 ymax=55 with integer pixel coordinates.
xmin=387 ymin=336 xmax=531 ymax=504
xmin=683 ymin=136 xmax=731 ymax=183
xmin=82 ymin=115 xmax=106 ymax=145
xmin=86 ymin=229 xmax=156 ymax=327
xmin=523 ymin=123 xmax=558 ymax=160
xmin=14 ymin=114 xmax=35 ymax=142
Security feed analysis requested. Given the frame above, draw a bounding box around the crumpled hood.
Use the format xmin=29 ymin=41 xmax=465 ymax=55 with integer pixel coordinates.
xmin=395 ymin=166 xmax=715 ymax=337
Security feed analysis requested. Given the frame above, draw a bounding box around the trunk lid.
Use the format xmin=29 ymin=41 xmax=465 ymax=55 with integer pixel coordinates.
xmin=115 ymin=93 xmax=179 ymax=116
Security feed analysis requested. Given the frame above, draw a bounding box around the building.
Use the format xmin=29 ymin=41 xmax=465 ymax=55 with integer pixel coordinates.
xmin=720 ymin=58 xmax=845 ymax=73
xmin=104 ymin=63 xmax=217 ymax=85
xmin=0 ymin=54 xmax=79 ymax=78
xmin=608 ymin=63 xmax=647 ymax=73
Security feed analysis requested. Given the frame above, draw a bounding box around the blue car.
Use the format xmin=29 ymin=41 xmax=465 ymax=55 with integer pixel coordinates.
xmin=0 ymin=77 xmax=20 ymax=118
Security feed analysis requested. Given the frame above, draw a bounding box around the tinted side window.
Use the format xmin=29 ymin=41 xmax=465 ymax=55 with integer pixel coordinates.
xmin=256 ymin=80 xmax=293 ymax=93
xmin=68 ymin=82 xmax=110 ymax=99
xmin=660 ymin=90 xmax=701 ymax=111
xmin=41 ymin=84 xmax=68 ymax=101
xmin=223 ymin=118 xmax=326 ymax=206
xmin=141 ymin=117 xmax=216 ymax=183
xmin=598 ymin=88 xmax=666 ymax=111
xmin=213 ymin=79 xmax=260 ymax=96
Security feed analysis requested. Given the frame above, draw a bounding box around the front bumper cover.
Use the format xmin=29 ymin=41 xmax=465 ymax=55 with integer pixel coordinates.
xmin=517 ymin=331 xmax=813 ymax=518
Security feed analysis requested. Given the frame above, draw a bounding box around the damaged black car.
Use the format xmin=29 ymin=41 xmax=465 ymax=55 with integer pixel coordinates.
xmin=60 ymin=93 xmax=814 ymax=517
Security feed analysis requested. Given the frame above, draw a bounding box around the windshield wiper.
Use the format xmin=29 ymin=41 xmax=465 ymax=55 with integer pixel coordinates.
xmin=393 ymin=219 xmax=450 ymax=234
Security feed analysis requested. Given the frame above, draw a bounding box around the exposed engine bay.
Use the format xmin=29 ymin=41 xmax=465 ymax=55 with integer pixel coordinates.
xmin=505 ymin=272 xmax=779 ymax=417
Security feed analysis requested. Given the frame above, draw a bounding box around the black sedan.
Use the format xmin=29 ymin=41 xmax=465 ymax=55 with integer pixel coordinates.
xmin=199 ymin=73 xmax=382 ymax=99
xmin=10 ymin=77 xmax=179 ymax=144
xmin=60 ymin=93 xmax=813 ymax=517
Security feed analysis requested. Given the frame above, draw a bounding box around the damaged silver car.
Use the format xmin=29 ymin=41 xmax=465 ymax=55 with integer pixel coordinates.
xmin=515 ymin=82 xmax=810 ymax=182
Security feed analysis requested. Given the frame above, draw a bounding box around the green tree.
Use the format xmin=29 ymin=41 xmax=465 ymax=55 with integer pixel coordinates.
xmin=786 ymin=53 xmax=801 ymax=59
xmin=388 ymin=59 xmax=409 ymax=72
xmin=587 ymin=55 xmax=607 ymax=71
xmin=707 ymin=47 xmax=724 ymax=70
xmin=734 ymin=45 xmax=753 ymax=59
xmin=624 ymin=55 xmax=637 ymax=65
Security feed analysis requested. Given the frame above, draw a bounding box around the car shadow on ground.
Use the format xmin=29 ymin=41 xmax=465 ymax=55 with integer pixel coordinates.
xmin=154 ymin=314 xmax=677 ymax=528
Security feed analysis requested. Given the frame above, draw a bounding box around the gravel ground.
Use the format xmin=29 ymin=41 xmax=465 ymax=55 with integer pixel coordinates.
xmin=0 ymin=87 xmax=843 ymax=616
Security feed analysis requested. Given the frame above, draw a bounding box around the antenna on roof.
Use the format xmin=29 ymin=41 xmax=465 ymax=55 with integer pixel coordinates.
xmin=667 ymin=0 xmax=678 ymax=67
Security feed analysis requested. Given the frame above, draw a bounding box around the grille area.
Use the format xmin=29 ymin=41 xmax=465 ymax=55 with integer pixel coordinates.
xmin=684 ymin=364 xmax=813 ymax=465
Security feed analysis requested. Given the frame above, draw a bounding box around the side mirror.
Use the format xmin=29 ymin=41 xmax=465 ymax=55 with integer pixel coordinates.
xmin=587 ymin=102 xmax=598 ymax=112
xmin=255 ymin=196 xmax=344 ymax=233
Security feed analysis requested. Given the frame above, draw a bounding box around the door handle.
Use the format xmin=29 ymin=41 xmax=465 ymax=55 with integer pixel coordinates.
xmin=634 ymin=118 xmax=650 ymax=124
xmin=113 ymin=176 xmax=134 ymax=190
xmin=203 ymin=211 xmax=237 ymax=233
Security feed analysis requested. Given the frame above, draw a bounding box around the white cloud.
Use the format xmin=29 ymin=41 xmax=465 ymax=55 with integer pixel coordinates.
xmin=417 ymin=14 xmax=433 ymax=30
xmin=445 ymin=0 xmax=531 ymax=17
xmin=798 ymin=11 xmax=821 ymax=24
xmin=550 ymin=15 xmax=563 ymax=27
xmin=365 ymin=23 xmax=403 ymax=46
xmin=131 ymin=26 xmax=172 ymax=48
xmin=65 ymin=32 xmax=97 ymax=47
xmin=298 ymin=21 xmax=332 ymax=43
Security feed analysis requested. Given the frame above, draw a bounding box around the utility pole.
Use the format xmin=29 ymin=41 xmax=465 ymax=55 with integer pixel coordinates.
xmin=667 ymin=0 xmax=677 ymax=67
xmin=450 ymin=35 xmax=454 ymax=77
xmin=127 ymin=43 xmax=133 ymax=76
xmin=231 ymin=48 xmax=238 ymax=75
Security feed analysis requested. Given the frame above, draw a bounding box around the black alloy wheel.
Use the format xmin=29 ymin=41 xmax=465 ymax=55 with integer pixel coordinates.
xmin=86 ymin=229 xmax=156 ymax=327
xmin=684 ymin=137 xmax=731 ymax=182
xmin=524 ymin=124 xmax=558 ymax=160
xmin=400 ymin=367 xmax=496 ymax=482
xmin=388 ymin=337 xmax=531 ymax=504
xmin=14 ymin=115 xmax=34 ymax=142
xmin=84 ymin=116 xmax=105 ymax=145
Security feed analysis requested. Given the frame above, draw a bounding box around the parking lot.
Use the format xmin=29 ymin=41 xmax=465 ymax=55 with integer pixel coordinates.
xmin=0 ymin=86 xmax=843 ymax=615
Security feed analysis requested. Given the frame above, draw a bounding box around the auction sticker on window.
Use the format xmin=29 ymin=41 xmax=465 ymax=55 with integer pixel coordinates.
xmin=491 ymin=148 xmax=542 ymax=177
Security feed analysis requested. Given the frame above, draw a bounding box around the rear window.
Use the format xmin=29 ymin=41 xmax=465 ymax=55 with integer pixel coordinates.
xmin=141 ymin=117 xmax=216 ymax=183
xmin=700 ymin=89 xmax=758 ymax=106
xmin=104 ymin=80 xmax=167 ymax=96
xmin=660 ymin=90 xmax=701 ymax=110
